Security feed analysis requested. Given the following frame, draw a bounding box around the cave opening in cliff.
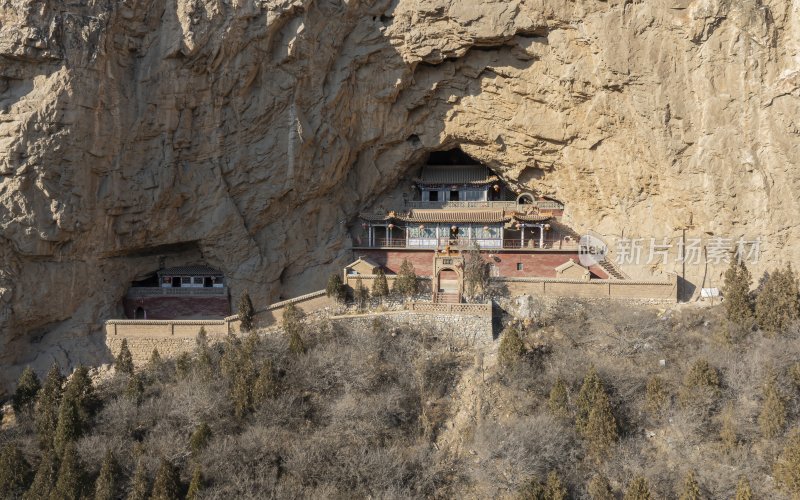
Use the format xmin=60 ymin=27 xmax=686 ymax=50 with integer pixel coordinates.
xmin=425 ymin=148 xmax=480 ymax=166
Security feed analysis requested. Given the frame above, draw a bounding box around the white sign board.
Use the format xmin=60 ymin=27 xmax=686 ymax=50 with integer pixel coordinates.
xmin=700 ymin=288 xmax=720 ymax=298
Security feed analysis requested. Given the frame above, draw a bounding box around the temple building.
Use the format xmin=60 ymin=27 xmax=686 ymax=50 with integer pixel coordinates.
xmin=123 ymin=265 xmax=231 ymax=319
xmin=354 ymin=150 xmax=613 ymax=290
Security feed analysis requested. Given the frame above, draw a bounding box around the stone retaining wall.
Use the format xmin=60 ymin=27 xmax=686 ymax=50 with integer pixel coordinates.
xmin=498 ymin=275 xmax=677 ymax=302
xmin=329 ymin=310 xmax=493 ymax=347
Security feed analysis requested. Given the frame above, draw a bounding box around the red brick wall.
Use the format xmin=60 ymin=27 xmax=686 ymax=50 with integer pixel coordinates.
xmin=355 ymin=249 xmax=608 ymax=279
xmin=123 ymin=296 xmax=231 ymax=320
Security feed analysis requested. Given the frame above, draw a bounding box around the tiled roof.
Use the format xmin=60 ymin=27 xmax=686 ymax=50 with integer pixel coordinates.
xmin=417 ymin=165 xmax=498 ymax=185
xmin=513 ymin=213 xmax=552 ymax=222
xmin=157 ymin=265 xmax=223 ymax=276
xmin=400 ymin=209 xmax=508 ymax=223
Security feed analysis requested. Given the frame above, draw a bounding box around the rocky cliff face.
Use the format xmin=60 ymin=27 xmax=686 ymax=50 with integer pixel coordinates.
xmin=1 ymin=0 xmax=799 ymax=391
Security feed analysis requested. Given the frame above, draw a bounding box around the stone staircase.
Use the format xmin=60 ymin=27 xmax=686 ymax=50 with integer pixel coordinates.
xmin=434 ymin=292 xmax=461 ymax=304
xmin=598 ymin=259 xmax=629 ymax=280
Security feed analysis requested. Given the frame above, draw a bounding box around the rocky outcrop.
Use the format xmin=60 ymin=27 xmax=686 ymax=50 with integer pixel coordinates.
xmin=1 ymin=0 xmax=799 ymax=392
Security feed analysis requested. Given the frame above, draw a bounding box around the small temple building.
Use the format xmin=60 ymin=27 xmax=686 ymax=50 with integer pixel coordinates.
xmin=353 ymin=149 xmax=614 ymax=300
xmin=123 ymin=265 xmax=230 ymax=319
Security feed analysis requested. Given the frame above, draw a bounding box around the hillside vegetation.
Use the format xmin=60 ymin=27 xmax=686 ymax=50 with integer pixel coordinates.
xmin=3 ymin=266 xmax=800 ymax=498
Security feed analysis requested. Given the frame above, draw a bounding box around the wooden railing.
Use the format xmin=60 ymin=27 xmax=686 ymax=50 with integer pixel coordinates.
xmin=126 ymin=287 xmax=227 ymax=297
xmin=362 ymin=238 xmax=579 ymax=250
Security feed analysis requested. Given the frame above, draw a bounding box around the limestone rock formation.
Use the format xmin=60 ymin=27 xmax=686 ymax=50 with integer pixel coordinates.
xmin=1 ymin=0 xmax=799 ymax=392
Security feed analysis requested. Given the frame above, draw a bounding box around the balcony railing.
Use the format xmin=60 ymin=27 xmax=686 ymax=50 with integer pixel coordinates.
xmin=363 ymin=237 xmax=579 ymax=250
xmin=403 ymin=200 xmax=564 ymax=210
xmin=126 ymin=287 xmax=227 ymax=298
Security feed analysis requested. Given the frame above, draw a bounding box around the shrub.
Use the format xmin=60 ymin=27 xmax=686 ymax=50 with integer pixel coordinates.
xmin=190 ymin=422 xmax=213 ymax=455
xmin=723 ymin=258 xmax=753 ymax=325
xmin=679 ymin=358 xmax=720 ymax=409
xmin=623 ymin=475 xmax=652 ymax=500
xmin=115 ymin=339 xmax=134 ymax=375
xmin=588 ymin=474 xmax=613 ymax=500
xmin=175 ymin=352 xmax=193 ymax=379
xmin=0 ymin=443 xmax=32 ymax=498
xmin=196 ymin=326 xmax=208 ymax=347
xmin=548 ymin=379 xmax=570 ymax=418
xmin=790 ymin=361 xmax=800 ymax=390
xmin=575 ymin=367 xmax=605 ymax=433
xmin=326 ymin=273 xmax=347 ymax=302
xmin=498 ymin=325 xmax=526 ymax=367
xmin=151 ymin=459 xmax=180 ymax=500
xmin=94 ymin=450 xmax=117 ymax=500
xmin=464 ymin=243 xmax=490 ymax=300
xmin=238 ymin=290 xmax=256 ymax=333
xmin=678 ymin=470 xmax=701 ymax=500
xmin=252 ymin=360 xmax=277 ymax=406
xmin=759 ymin=376 xmax=787 ymax=438
xmin=734 ymin=477 xmax=753 ymax=500
xmin=756 ymin=264 xmax=800 ymax=335
xmin=371 ymin=268 xmax=390 ymax=299
xmin=12 ymin=366 xmax=41 ymax=414
xmin=774 ymin=430 xmax=800 ymax=496
xmin=392 ymin=258 xmax=419 ymax=297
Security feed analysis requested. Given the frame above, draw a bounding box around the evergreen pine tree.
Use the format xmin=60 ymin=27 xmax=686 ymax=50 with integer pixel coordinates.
xmin=63 ymin=365 xmax=96 ymax=425
xmin=326 ymin=273 xmax=347 ymax=302
xmin=756 ymin=264 xmax=800 ymax=335
xmin=0 ymin=443 xmax=32 ymax=498
xmin=230 ymin=368 xmax=255 ymax=419
xmin=353 ymin=277 xmax=369 ymax=310
xmin=774 ymin=430 xmax=800 ymax=496
xmin=115 ymin=339 xmax=134 ymax=375
xmin=252 ymin=360 xmax=277 ymax=407
xmin=498 ymin=325 xmax=526 ymax=367
xmin=623 ymin=475 xmax=651 ymax=500
xmin=544 ymin=471 xmax=567 ymax=500
xmin=189 ymin=422 xmax=212 ymax=455
xmin=679 ymin=358 xmax=720 ymax=407
xmin=125 ymin=372 xmax=145 ymax=405
xmin=35 ymin=363 xmax=64 ymax=450
xmin=94 ymin=450 xmax=117 ymax=500
xmin=23 ymin=451 xmax=58 ymax=500
xmin=237 ymin=290 xmax=255 ymax=333
xmin=645 ymin=375 xmax=668 ymax=416
xmin=149 ymin=348 xmax=162 ymax=368
xmin=719 ymin=404 xmax=738 ymax=453
xmin=723 ymin=258 xmax=753 ymax=325
xmin=127 ymin=460 xmax=149 ymax=500
xmin=196 ymin=326 xmax=208 ymax=348
xmin=186 ymin=466 xmax=202 ymax=500
xmin=392 ymin=259 xmax=419 ymax=298
xmin=283 ymin=304 xmax=306 ymax=355
xmin=759 ymin=376 xmax=787 ymax=438
xmin=587 ymin=474 xmax=613 ymax=500
xmin=584 ymin=390 xmax=619 ymax=459
xmin=51 ymin=443 xmax=84 ymax=500
xmin=517 ymin=477 xmax=544 ymax=500
xmin=575 ymin=367 xmax=604 ymax=434
xmin=678 ymin=471 xmax=701 ymax=500
xmin=150 ymin=459 xmax=180 ymax=500
xmin=734 ymin=477 xmax=753 ymax=500
xmin=175 ymin=353 xmax=192 ymax=379
xmin=53 ymin=391 xmax=82 ymax=456
xmin=371 ymin=268 xmax=390 ymax=299
xmin=13 ymin=366 xmax=41 ymax=414
xmin=548 ymin=379 xmax=570 ymax=418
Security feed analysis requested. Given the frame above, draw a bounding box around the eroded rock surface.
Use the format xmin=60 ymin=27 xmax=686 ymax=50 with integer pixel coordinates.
xmin=1 ymin=0 xmax=799 ymax=392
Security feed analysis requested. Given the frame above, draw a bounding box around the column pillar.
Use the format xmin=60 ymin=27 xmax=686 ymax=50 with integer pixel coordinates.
xmin=539 ymin=224 xmax=544 ymax=248
xmin=521 ymin=225 xmax=526 ymax=248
